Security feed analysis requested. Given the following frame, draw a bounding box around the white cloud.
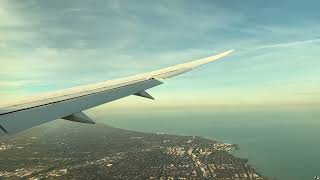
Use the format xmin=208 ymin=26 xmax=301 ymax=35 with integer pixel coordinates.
xmin=252 ymin=38 xmax=320 ymax=51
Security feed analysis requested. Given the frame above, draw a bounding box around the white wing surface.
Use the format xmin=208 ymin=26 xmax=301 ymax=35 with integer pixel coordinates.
xmin=0 ymin=50 xmax=234 ymax=135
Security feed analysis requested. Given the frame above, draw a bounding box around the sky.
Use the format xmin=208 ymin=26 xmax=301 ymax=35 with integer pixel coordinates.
xmin=1 ymin=0 xmax=320 ymax=111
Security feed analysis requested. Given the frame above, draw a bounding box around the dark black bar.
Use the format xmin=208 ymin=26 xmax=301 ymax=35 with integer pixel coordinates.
xmin=0 ymin=125 xmax=8 ymax=134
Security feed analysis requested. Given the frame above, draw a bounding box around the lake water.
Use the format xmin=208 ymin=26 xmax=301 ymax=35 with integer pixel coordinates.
xmin=101 ymin=108 xmax=320 ymax=180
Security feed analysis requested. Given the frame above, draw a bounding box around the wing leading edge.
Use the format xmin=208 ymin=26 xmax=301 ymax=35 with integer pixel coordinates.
xmin=0 ymin=50 xmax=234 ymax=135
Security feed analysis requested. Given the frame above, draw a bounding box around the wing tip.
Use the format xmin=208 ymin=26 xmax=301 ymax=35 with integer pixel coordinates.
xmin=222 ymin=49 xmax=235 ymax=56
xmin=209 ymin=49 xmax=235 ymax=62
xmin=190 ymin=49 xmax=235 ymax=68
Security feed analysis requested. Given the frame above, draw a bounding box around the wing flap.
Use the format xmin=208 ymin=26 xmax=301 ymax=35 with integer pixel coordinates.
xmin=63 ymin=112 xmax=95 ymax=124
xmin=134 ymin=90 xmax=155 ymax=100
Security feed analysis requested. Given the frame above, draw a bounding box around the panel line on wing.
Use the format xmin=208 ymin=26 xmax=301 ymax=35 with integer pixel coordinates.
xmin=0 ymin=125 xmax=8 ymax=134
xmin=0 ymin=79 xmax=146 ymax=111
xmin=0 ymin=78 xmax=162 ymax=116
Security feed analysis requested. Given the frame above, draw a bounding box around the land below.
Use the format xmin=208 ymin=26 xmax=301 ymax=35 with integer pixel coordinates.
xmin=0 ymin=121 xmax=267 ymax=179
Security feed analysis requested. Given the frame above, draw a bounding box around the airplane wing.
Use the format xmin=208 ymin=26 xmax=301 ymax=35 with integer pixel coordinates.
xmin=0 ymin=50 xmax=234 ymax=135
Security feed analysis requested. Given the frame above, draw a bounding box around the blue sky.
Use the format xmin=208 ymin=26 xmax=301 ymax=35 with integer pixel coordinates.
xmin=1 ymin=0 xmax=320 ymax=109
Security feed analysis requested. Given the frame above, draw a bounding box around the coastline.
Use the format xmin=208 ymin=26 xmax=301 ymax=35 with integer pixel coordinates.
xmin=0 ymin=122 xmax=269 ymax=179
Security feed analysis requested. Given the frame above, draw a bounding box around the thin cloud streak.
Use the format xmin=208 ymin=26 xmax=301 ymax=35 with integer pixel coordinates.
xmin=255 ymin=38 xmax=320 ymax=50
xmin=239 ymin=38 xmax=320 ymax=53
